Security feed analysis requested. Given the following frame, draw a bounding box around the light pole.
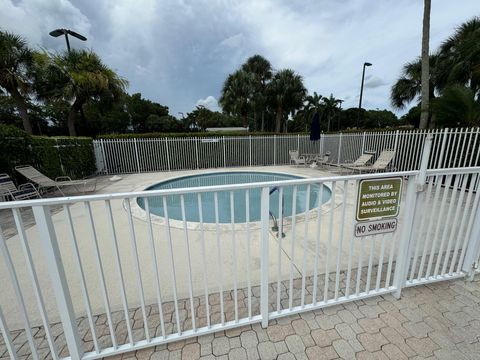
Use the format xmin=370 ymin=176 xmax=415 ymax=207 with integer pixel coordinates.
xmin=357 ymin=62 xmax=372 ymax=128
xmin=49 ymin=29 xmax=87 ymax=52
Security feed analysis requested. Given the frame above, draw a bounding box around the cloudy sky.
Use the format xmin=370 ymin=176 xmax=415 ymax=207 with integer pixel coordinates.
xmin=1 ymin=0 xmax=478 ymax=117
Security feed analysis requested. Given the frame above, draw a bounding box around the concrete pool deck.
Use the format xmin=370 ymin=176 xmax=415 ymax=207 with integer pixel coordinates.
xmin=0 ymin=165 xmax=469 ymax=336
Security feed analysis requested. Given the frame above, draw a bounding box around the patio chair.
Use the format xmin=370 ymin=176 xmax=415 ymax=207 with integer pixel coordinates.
xmin=0 ymin=173 xmax=41 ymax=201
xmin=314 ymin=152 xmax=331 ymax=167
xmin=15 ymin=165 xmax=97 ymax=195
xmin=340 ymin=151 xmax=375 ymax=169
xmin=345 ymin=150 xmax=396 ymax=173
xmin=289 ymin=150 xmax=306 ymax=166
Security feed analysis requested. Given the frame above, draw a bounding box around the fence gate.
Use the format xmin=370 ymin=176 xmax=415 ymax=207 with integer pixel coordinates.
xmin=1 ymin=169 xmax=480 ymax=359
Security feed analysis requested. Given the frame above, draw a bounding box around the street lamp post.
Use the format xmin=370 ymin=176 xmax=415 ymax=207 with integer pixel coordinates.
xmin=357 ymin=62 xmax=372 ymax=128
xmin=49 ymin=29 xmax=87 ymax=52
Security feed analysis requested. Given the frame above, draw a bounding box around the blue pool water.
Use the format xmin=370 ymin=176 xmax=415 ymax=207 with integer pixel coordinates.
xmin=137 ymin=172 xmax=332 ymax=223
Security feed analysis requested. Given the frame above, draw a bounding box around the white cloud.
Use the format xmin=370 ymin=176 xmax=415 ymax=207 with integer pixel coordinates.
xmin=195 ymin=96 xmax=220 ymax=112
xmin=1 ymin=0 xmax=479 ymax=116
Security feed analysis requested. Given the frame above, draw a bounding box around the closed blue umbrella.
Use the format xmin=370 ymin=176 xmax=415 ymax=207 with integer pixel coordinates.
xmin=310 ymin=112 xmax=321 ymax=141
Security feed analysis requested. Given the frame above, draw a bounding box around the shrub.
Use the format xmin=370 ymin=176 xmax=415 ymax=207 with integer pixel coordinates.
xmin=0 ymin=124 xmax=96 ymax=183
xmin=0 ymin=124 xmax=34 ymax=181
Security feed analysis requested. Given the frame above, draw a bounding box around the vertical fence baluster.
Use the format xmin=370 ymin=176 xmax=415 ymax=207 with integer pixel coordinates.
xmin=12 ymin=209 xmax=59 ymax=359
xmin=245 ymin=190 xmax=252 ymax=319
xmin=162 ymin=197 xmax=182 ymax=334
xmin=300 ymin=185 xmax=311 ymax=307
xmin=260 ymin=187 xmax=270 ymax=328
xmin=179 ymin=195 xmax=197 ymax=331
xmin=0 ymin=224 xmax=39 ymax=360
xmin=33 ymin=205 xmax=84 ymax=359
xmin=84 ymin=202 xmax=117 ymax=349
xmin=312 ymin=184 xmax=324 ymax=304
xmin=288 ymin=186 xmax=298 ymax=309
xmin=144 ymin=198 xmax=167 ymax=337
xmin=104 ymin=200 xmax=134 ymax=346
xmin=324 ymin=182 xmax=336 ymax=302
xmin=213 ymin=192 xmax=225 ymax=325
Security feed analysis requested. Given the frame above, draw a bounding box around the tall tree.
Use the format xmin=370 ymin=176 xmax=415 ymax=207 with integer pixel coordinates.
xmin=219 ymin=70 xmax=254 ymax=127
xmin=322 ymin=94 xmax=343 ymax=131
xmin=434 ymin=85 xmax=480 ymax=127
xmin=241 ymin=55 xmax=273 ymax=130
xmin=391 ymin=55 xmax=438 ymax=117
xmin=437 ymin=17 xmax=480 ymax=94
xmin=0 ymin=31 xmax=34 ymax=134
xmin=36 ymin=49 xmax=127 ymax=136
xmin=419 ymin=0 xmax=431 ymax=129
xmin=267 ymin=69 xmax=306 ymax=133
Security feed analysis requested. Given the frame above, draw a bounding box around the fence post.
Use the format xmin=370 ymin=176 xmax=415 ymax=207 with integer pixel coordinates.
xmin=297 ymin=134 xmax=300 ymax=152
xmin=165 ymin=138 xmax=171 ymax=171
xmin=337 ymin=133 xmax=343 ymax=165
xmin=416 ymin=134 xmax=433 ymax=191
xmin=361 ymin=132 xmax=366 ymax=154
xmin=274 ymin=135 xmax=277 ymax=166
xmin=249 ymin=135 xmax=252 ymax=167
xmin=436 ymin=128 xmax=449 ymax=169
xmin=100 ymin=139 xmax=108 ymax=174
xmin=32 ymin=205 xmax=84 ymax=360
xmin=392 ymin=176 xmax=418 ymax=299
xmin=260 ymin=186 xmax=270 ymax=328
xmin=223 ymin=136 xmax=227 ymax=168
xmin=392 ymin=136 xmax=432 ymax=298
xmin=392 ymin=130 xmax=400 ymax=170
xmin=195 ymin=138 xmax=200 ymax=169
xmin=133 ymin=138 xmax=141 ymax=173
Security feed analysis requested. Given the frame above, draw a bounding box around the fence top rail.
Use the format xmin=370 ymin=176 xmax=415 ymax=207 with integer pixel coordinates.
xmin=0 ymin=170 xmax=419 ymax=209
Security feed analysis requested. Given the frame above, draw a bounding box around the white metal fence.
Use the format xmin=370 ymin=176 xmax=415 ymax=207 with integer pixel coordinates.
xmin=93 ymin=128 xmax=480 ymax=174
xmin=1 ymin=163 xmax=480 ymax=359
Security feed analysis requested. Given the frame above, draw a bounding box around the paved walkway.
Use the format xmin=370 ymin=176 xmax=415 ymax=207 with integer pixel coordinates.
xmin=114 ymin=277 xmax=480 ymax=360
xmin=2 ymin=276 xmax=479 ymax=359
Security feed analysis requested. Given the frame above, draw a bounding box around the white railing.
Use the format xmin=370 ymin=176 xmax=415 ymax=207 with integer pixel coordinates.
xmin=1 ymin=166 xmax=480 ymax=359
xmin=93 ymin=128 xmax=480 ymax=174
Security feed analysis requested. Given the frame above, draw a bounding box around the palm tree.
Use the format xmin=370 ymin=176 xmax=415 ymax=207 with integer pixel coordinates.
xmin=419 ymin=0 xmax=432 ymax=129
xmin=37 ymin=49 xmax=127 ymax=136
xmin=391 ymin=55 xmax=438 ymax=111
xmin=304 ymin=92 xmax=323 ymax=119
xmin=267 ymin=69 xmax=306 ymax=133
xmin=0 ymin=31 xmax=34 ymax=134
xmin=219 ymin=69 xmax=254 ymax=128
xmin=322 ymin=94 xmax=343 ymax=131
xmin=434 ymin=85 xmax=480 ymax=127
xmin=437 ymin=17 xmax=480 ymax=95
xmin=241 ymin=55 xmax=272 ymax=131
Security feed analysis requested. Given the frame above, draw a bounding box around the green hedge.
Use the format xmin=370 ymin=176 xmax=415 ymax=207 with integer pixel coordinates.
xmin=0 ymin=124 xmax=96 ymax=183
xmin=97 ymin=131 xmax=305 ymax=139
xmin=31 ymin=137 xmax=96 ymax=180
xmin=0 ymin=125 xmax=34 ymax=182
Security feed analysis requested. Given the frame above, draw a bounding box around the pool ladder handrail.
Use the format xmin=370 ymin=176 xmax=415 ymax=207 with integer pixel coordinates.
xmin=269 ymin=187 xmax=285 ymax=237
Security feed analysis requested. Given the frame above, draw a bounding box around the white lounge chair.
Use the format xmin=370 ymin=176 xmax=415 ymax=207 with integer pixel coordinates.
xmin=341 ymin=152 xmax=375 ymax=169
xmin=15 ymin=165 xmax=97 ymax=195
xmin=345 ymin=150 xmax=396 ymax=173
xmin=289 ymin=150 xmax=306 ymax=166
xmin=314 ymin=152 xmax=331 ymax=167
xmin=0 ymin=173 xmax=41 ymax=201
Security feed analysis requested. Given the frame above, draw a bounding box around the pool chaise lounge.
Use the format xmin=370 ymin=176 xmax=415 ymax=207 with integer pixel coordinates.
xmin=15 ymin=165 xmax=97 ymax=195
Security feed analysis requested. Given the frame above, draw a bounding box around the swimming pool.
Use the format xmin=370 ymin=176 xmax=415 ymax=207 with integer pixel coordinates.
xmin=137 ymin=172 xmax=332 ymax=223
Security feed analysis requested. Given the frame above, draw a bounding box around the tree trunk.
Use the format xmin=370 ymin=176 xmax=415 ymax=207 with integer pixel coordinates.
xmin=261 ymin=111 xmax=265 ymax=132
xmin=419 ymin=0 xmax=431 ymax=129
xmin=11 ymin=88 xmax=33 ymax=135
xmin=67 ymin=98 xmax=85 ymax=136
xmin=67 ymin=106 xmax=77 ymax=136
xmin=275 ymin=107 xmax=283 ymax=133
